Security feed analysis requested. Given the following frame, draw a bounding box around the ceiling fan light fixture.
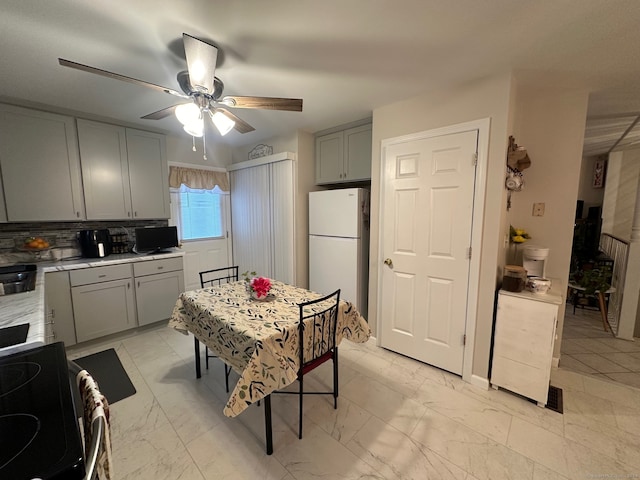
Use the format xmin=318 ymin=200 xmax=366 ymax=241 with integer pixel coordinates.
xmin=175 ymin=102 xmax=200 ymax=125
xmin=183 ymin=117 xmax=204 ymax=137
xmin=210 ymin=110 xmax=235 ymax=136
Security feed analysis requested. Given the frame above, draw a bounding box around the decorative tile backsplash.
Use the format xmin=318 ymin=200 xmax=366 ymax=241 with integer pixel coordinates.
xmin=0 ymin=220 xmax=167 ymax=254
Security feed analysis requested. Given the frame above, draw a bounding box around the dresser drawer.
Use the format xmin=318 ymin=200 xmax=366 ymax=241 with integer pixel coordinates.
xmin=70 ymin=264 xmax=132 ymax=286
xmin=133 ymin=257 xmax=183 ymax=277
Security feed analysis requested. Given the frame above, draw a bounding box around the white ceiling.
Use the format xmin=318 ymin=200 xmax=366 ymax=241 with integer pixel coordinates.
xmin=2 ymin=0 xmax=640 ymax=154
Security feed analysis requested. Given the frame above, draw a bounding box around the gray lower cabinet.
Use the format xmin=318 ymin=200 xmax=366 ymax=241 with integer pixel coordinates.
xmin=44 ymin=271 xmax=77 ymax=346
xmin=70 ymin=264 xmax=136 ymax=343
xmin=134 ymin=258 xmax=185 ymax=326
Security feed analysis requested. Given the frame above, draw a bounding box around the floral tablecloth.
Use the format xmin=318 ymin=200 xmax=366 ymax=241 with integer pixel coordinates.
xmin=169 ymin=280 xmax=371 ymax=417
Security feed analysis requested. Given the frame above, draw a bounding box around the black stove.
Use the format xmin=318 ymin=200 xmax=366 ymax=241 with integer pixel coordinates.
xmin=0 ymin=342 xmax=85 ymax=479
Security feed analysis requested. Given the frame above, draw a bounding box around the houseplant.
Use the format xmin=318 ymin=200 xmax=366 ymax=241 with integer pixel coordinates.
xmin=570 ymin=265 xmax=612 ymax=296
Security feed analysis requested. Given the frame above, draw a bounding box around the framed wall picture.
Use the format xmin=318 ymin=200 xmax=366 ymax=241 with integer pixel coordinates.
xmin=593 ymin=158 xmax=606 ymax=188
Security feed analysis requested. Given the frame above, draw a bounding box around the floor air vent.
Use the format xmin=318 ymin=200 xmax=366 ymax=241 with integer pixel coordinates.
xmin=545 ymin=385 xmax=563 ymax=414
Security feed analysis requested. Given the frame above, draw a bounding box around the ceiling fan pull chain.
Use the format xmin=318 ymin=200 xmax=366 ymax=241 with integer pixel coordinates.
xmin=192 ymin=136 xmax=197 ymax=152
xmin=202 ymin=132 xmax=207 ymax=161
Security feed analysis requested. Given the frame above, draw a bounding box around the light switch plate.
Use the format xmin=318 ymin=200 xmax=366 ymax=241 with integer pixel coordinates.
xmin=533 ymin=202 xmax=545 ymax=216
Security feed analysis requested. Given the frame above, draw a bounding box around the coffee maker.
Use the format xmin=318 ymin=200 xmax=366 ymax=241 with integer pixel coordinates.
xmin=522 ymin=244 xmax=549 ymax=278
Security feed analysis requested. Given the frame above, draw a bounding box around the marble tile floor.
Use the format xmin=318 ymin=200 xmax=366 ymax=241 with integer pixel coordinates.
xmin=66 ymin=322 xmax=640 ymax=480
xmin=560 ymin=303 xmax=640 ymax=389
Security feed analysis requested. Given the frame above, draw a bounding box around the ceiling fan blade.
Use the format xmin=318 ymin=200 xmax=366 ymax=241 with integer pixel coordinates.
xmin=182 ymin=33 xmax=218 ymax=95
xmin=216 ymin=108 xmax=255 ymax=134
xmin=141 ymin=105 xmax=180 ymax=120
xmin=58 ymin=58 xmax=189 ymax=99
xmin=221 ymin=96 xmax=303 ymax=112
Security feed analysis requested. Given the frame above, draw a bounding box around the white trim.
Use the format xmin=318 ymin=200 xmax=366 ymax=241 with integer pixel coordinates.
xmin=470 ymin=374 xmax=490 ymax=390
xmin=168 ymin=161 xmax=227 ymax=172
xmin=226 ymin=152 xmax=296 ymax=171
xmin=376 ymin=118 xmax=491 ymax=385
xmin=551 ymin=356 xmax=560 ymax=368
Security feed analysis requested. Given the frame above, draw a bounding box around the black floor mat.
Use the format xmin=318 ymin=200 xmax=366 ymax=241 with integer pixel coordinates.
xmin=70 ymin=348 xmax=136 ymax=412
xmin=545 ymin=385 xmax=563 ymax=414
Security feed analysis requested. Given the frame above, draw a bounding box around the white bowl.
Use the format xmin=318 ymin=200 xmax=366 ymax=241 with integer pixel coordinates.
xmin=527 ymin=277 xmax=551 ymax=294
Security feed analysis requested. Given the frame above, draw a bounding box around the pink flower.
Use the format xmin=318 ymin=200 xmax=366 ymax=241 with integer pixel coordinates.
xmin=250 ymin=277 xmax=272 ymax=298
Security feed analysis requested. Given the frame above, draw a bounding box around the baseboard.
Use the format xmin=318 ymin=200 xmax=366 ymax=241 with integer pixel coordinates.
xmin=469 ymin=374 xmax=490 ymax=390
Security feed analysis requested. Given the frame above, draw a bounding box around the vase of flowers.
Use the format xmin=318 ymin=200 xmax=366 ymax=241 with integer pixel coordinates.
xmin=249 ymin=276 xmax=272 ymax=300
xmin=510 ymin=225 xmax=531 ymax=243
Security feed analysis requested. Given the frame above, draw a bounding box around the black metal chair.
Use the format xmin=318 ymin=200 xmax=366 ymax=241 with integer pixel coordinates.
xmin=274 ymin=289 xmax=341 ymax=439
xmin=195 ymin=266 xmax=238 ymax=392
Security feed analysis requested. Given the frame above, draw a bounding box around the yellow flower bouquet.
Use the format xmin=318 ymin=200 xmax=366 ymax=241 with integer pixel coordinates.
xmin=510 ymin=225 xmax=531 ymax=243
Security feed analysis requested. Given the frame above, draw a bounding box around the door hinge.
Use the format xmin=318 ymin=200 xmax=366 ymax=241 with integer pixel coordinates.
xmin=462 ymin=334 xmax=467 ymax=346
xmin=467 ymin=247 xmax=472 ymax=259
xmin=472 ymin=153 xmax=478 ymax=166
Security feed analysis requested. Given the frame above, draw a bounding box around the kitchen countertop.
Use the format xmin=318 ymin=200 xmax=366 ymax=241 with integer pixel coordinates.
xmin=499 ymin=277 xmax=563 ymax=305
xmin=0 ymin=250 xmax=185 ymax=355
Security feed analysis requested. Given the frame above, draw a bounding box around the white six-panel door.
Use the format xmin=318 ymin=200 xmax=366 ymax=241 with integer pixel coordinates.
xmin=380 ymin=129 xmax=478 ymax=375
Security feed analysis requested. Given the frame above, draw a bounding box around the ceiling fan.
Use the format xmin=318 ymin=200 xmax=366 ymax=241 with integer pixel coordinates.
xmin=58 ymin=33 xmax=303 ymax=138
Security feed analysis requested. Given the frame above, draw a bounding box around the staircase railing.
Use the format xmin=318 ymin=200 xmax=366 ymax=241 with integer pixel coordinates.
xmin=599 ymin=233 xmax=629 ymax=336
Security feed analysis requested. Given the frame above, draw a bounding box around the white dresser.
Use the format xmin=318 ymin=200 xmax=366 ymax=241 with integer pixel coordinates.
xmin=490 ymin=281 xmax=562 ymax=407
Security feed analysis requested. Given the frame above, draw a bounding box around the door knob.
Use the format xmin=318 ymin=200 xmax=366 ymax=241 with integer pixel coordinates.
xmin=384 ymin=258 xmax=393 ymax=268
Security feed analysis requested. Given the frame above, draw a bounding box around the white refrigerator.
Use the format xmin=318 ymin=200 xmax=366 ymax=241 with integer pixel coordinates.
xmin=309 ymin=188 xmax=370 ymax=319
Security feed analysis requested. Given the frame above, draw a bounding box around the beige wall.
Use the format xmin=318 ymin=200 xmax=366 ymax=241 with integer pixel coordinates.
xmin=165 ymin=133 xmax=232 ymax=168
xmin=370 ymin=73 xmax=513 ymax=379
xmin=508 ymin=84 xmax=589 ymax=360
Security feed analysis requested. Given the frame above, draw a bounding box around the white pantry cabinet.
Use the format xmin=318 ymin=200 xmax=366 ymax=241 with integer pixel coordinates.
xmin=490 ymin=286 xmax=562 ymax=407
xmin=228 ymin=153 xmax=296 ymax=284
xmin=0 ymin=104 xmax=85 ymax=221
xmin=133 ymin=257 xmax=185 ymax=326
xmin=77 ymin=119 xmax=170 ymax=220
xmin=315 ymin=122 xmax=372 ymax=184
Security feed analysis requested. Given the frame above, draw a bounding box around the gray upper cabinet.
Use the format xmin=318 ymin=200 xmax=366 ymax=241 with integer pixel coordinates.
xmin=77 ymin=119 xmax=170 ymax=220
xmin=0 ymin=104 xmax=85 ymax=221
xmin=315 ymin=123 xmax=372 ymax=185
xmin=126 ymin=128 xmax=170 ymax=219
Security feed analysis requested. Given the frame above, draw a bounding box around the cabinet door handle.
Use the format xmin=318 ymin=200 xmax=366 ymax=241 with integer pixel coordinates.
xmin=50 ymin=308 xmax=55 ymax=319
xmin=98 ymin=274 xmax=106 ymax=278
xmin=157 ymin=266 xmax=164 ymax=270
xmin=128 ymin=211 xmax=131 ymax=217
xmin=127 ymin=282 xmax=130 ymax=289
xmin=137 ymin=281 xmax=140 ymax=288
xmin=76 ymin=211 xmax=80 ymax=218
xmin=134 ymin=211 xmax=138 ymax=217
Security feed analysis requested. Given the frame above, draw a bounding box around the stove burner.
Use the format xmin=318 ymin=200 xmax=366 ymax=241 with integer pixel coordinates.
xmin=0 ymin=362 xmax=41 ymax=398
xmin=0 ymin=414 xmax=40 ymax=470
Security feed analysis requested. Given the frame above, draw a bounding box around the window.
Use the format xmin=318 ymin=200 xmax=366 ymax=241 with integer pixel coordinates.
xmin=170 ymin=185 xmax=226 ymax=241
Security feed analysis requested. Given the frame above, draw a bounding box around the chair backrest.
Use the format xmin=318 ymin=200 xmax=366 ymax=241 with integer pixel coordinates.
xmin=298 ymin=289 xmax=340 ymax=369
xmin=199 ymin=266 xmax=239 ymax=288
xmin=68 ymin=360 xmax=110 ymax=480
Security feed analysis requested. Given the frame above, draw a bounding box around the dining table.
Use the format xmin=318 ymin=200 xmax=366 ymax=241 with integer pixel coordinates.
xmin=168 ymin=280 xmax=371 ymax=454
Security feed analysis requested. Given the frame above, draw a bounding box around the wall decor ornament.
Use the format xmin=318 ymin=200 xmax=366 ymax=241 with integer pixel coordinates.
xmin=248 ymin=144 xmax=273 ymax=160
xmin=593 ymin=157 xmax=606 ymax=188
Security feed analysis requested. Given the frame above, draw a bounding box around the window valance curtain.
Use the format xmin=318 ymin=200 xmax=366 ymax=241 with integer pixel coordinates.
xmin=168 ymin=166 xmax=229 ymax=192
